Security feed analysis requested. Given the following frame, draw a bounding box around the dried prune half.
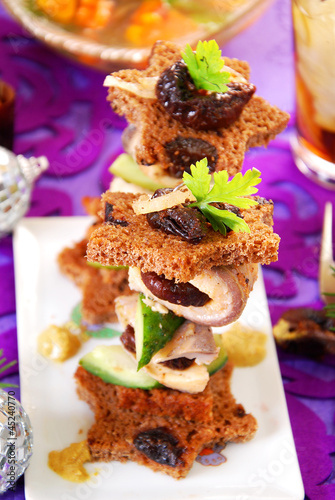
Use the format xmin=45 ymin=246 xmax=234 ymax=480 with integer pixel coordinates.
xmin=147 ymin=188 xmax=207 ymax=242
xmin=141 ymin=271 xmax=210 ymax=307
xmin=161 ymin=357 xmax=195 ymax=370
xmin=120 ymin=325 xmax=136 ymax=354
xmin=147 ymin=205 xmax=207 ymax=244
xmin=156 ymin=60 xmax=256 ymax=130
xmin=133 ymin=427 xmax=184 ymax=467
xmin=105 ymin=202 xmax=128 ymax=226
xmin=165 ymin=136 xmax=217 ymax=178
xmin=151 ymin=188 xmax=173 ymax=198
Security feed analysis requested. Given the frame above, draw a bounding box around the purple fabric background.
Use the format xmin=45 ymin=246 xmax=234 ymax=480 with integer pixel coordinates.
xmin=0 ymin=0 xmax=334 ymax=498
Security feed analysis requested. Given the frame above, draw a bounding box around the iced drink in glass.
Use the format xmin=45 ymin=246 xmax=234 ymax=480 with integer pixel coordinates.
xmin=291 ymin=0 xmax=335 ymax=186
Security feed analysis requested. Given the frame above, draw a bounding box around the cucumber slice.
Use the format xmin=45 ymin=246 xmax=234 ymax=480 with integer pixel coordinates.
xmin=79 ymin=345 xmax=161 ymax=389
xmin=207 ymin=334 xmax=228 ymax=375
xmin=87 ymin=261 xmax=128 ymax=270
xmin=110 ymin=154 xmax=165 ymax=192
xmin=135 ymin=294 xmax=185 ymax=370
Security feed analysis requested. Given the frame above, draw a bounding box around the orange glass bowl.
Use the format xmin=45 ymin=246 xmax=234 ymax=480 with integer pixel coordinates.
xmin=2 ymin=0 xmax=274 ymax=71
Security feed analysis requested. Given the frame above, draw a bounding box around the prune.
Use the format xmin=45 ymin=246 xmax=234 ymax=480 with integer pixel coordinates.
xmin=147 ymin=205 xmax=207 ymax=244
xmin=164 ymin=136 xmax=217 ymax=178
xmin=156 ymin=60 xmax=256 ymax=130
xmin=254 ymin=196 xmax=273 ymax=206
xmin=147 ymin=188 xmax=208 ymax=243
xmin=133 ymin=427 xmax=184 ymax=467
xmin=120 ymin=325 xmax=136 ymax=354
xmin=151 ymin=188 xmax=173 ymax=198
xmin=161 ymin=357 xmax=194 ymax=370
xmin=105 ymin=202 xmax=128 ymax=226
xmin=141 ymin=271 xmax=210 ymax=307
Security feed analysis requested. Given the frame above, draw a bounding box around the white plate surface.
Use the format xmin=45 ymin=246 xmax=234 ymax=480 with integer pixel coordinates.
xmin=13 ymin=217 xmax=305 ymax=500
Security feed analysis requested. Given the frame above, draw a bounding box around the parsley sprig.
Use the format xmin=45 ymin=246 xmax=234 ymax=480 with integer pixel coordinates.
xmin=181 ymin=40 xmax=230 ymax=93
xmin=183 ymin=158 xmax=261 ymax=236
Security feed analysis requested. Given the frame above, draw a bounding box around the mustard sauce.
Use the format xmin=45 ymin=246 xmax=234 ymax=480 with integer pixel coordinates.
xmin=37 ymin=323 xmax=82 ymax=362
xmin=48 ymin=441 xmax=91 ymax=483
xmin=221 ymin=323 xmax=267 ymax=367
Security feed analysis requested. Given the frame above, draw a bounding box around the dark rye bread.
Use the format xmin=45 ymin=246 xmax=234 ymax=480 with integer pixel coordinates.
xmin=58 ymin=238 xmax=131 ymax=324
xmin=57 ymin=197 xmax=132 ymax=324
xmin=106 ymin=41 xmax=289 ymax=177
xmin=86 ymin=191 xmax=280 ymax=282
xmin=75 ymin=363 xmax=257 ymax=479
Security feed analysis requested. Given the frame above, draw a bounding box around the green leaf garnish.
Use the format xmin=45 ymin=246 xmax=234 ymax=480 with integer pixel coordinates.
xmin=71 ymin=303 xmax=121 ymax=339
xmin=183 ymin=158 xmax=261 ymax=236
xmin=181 ymin=40 xmax=230 ymax=93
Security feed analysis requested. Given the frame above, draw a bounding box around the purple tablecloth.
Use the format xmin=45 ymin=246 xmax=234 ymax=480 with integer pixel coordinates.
xmin=0 ymin=0 xmax=334 ymax=498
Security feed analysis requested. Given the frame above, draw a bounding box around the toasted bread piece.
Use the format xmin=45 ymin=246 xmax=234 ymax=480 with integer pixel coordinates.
xmin=81 ymin=196 xmax=103 ymax=217
xmin=86 ymin=192 xmax=279 ymax=282
xmin=58 ymin=238 xmax=92 ymax=289
xmin=75 ymin=363 xmax=257 ymax=479
xmin=58 ymin=198 xmax=132 ymax=324
xmin=58 ymin=238 xmax=131 ymax=324
xmin=106 ymin=41 xmax=289 ymax=179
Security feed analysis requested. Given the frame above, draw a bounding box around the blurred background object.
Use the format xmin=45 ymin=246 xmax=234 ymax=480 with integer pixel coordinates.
xmin=291 ymin=0 xmax=335 ymax=188
xmin=0 ymin=388 xmax=33 ymax=493
xmin=0 ymin=80 xmax=15 ymax=151
xmin=1 ymin=0 xmax=274 ymax=71
xmin=0 ymin=147 xmax=49 ymax=238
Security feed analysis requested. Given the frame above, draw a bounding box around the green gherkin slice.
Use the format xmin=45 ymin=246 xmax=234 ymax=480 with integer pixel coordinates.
xmin=135 ymin=294 xmax=185 ymax=371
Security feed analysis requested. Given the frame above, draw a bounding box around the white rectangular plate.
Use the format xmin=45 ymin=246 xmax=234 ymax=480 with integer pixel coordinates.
xmin=13 ymin=217 xmax=304 ymax=500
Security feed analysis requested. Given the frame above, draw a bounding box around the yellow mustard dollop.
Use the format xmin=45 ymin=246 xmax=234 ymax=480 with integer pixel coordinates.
xmin=221 ymin=323 xmax=267 ymax=367
xmin=37 ymin=323 xmax=81 ymax=362
xmin=48 ymin=441 xmax=91 ymax=483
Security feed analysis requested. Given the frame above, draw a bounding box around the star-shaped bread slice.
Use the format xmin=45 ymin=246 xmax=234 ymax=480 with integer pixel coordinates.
xmin=105 ymin=41 xmax=289 ymax=181
xmin=75 ymin=361 xmax=257 ymax=479
xmin=57 ymin=197 xmax=131 ymax=325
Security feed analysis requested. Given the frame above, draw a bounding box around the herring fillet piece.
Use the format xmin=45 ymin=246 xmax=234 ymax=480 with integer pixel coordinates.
xmin=115 ymin=294 xmax=219 ymax=365
xmin=128 ymin=263 xmax=258 ymax=327
xmin=152 ymin=321 xmax=219 ymax=366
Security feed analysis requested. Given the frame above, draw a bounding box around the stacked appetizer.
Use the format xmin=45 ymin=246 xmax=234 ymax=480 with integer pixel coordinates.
xmin=57 ymin=40 xmax=286 ymax=479
xmin=106 ymin=39 xmax=289 ymax=190
xmin=58 ymin=39 xmax=288 ymax=329
xmin=74 ymin=159 xmax=280 ymax=478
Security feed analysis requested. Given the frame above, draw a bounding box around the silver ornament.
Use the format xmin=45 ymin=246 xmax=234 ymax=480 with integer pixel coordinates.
xmin=0 ymin=147 xmax=49 ymax=238
xmin=0 ymin=389 xmax=33 ymax=493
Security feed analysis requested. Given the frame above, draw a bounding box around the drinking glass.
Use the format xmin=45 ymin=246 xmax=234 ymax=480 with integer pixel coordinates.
xmin=291 ymin=0 xmax=335 ymax=187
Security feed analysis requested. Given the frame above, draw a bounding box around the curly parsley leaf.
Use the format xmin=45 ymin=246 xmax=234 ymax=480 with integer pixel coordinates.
xmin=209 ymin=169 xmax=262 ymax=208
xmin=182 ymin=154 xmax=211 ymax=200
xmin=181 ymin=40 xmax=230 ymax=93
xmin=183 ymin=158 xmax=261 ymax=235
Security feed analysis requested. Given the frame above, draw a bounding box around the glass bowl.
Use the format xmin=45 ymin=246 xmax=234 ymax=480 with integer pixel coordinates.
xmin=2 ymin=0 xmax=274 ymax=71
